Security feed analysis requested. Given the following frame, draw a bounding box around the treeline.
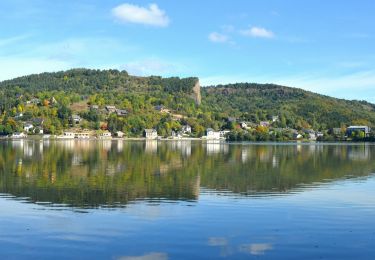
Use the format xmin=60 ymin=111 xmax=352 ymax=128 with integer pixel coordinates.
xmin=0 ymin=69 xmax=374 ymax=137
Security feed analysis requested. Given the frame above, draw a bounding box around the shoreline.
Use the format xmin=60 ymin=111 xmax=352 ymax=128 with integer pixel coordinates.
xmin=1 ymin=136 xmax=374 ymax=145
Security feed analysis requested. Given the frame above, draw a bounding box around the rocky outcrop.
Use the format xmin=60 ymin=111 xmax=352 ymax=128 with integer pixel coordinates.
xmin=192 ymin=79 xmax=201 ymax=105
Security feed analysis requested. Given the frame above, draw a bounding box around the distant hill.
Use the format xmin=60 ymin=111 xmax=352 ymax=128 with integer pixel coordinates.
xmin=0 ymin=69 xmax=374 ymax=137
xmin=202 ymin=83 xmax=375 ymax=129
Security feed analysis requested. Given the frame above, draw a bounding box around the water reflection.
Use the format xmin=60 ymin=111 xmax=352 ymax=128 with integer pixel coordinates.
xmin=0 ymin=140 xmax=374 ymax=208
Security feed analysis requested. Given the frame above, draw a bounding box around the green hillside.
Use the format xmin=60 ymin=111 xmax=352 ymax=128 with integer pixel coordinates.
xmin=0 ymin=68 xmax=374 ymax=139
xmin=202 ymin=83 xmax=375 ymax=130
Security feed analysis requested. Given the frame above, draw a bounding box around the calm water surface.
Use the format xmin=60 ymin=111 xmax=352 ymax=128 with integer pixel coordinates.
xmin=0 ymin=140 xmax=375 ymax=259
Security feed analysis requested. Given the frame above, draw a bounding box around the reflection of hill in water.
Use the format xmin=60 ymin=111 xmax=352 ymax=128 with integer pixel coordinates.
xmin=0 ymin=140 xmax=374 ymax=208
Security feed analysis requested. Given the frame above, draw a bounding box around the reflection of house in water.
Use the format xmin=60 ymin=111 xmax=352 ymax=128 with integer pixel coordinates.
xmin=100 ymin=140 xmax=112 ymax=151
xmin=56 ymin=139 xmax=94 ymax=152
xmin=56 ymin=139 xmax=76 ymax=150
xmin=307 ymin=144 xmax=323 ymax=155
xmin=272 ymin=155 xmax=279 ymax=168
xmin=11 ymin=140 xmax=45 ymax=158
xmin=72 ymin=153 xmax=83 ymax=166
xmin=22 ymin=141 xmax=34 ymax=157
xmin=167 ymin=141 xmax=192 ymax=157
xmin=145 ymin=140 xmax=158 ymax=154
xmin=180 ymin=141 xmax=191 ymax=157
xmin=206 ymin=140 xmax=228 ymax=155
xmin=348 ymin=145 xmax=370 ymax=161
xmin=258 ymin=148 xmax=272 ymax=163
xmin=242 ymin=148 xmax=249 ymax=163
xmin=117 ymin=140 xmax=124 ymax=152
xmin=296 ymin=144 xmax=302 ymax=153
xmin=11 ymin=139 xmax=25 ymax=150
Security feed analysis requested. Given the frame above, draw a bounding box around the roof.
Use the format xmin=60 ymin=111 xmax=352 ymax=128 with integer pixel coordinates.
xmin=347 ymin=126 xmax=369 ymax=128
xmin=32 ymin=118 xmax=44 ymax=125
xmin=145 ymin=129 xmax=157 ymax=133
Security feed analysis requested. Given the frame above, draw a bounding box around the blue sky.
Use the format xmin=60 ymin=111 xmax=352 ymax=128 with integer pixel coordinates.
xmin=0 ymin=0 xmax=374 ymax=102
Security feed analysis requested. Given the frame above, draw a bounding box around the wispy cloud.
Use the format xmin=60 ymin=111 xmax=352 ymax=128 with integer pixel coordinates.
xmin=239 ymin=243 xmax=273 ymax=255
xmin=112 ymin=3 xmax=170 ymax=27
xmin=117 ymin=252 xmax=168 ymax=260
xmin=208 ymin=32 xmax=230 ymax=43
xmin=0 ymin=34 xmax=31 ymax=47
xmin=208 ymin=237 xmax=228 ymax=246
xmin=240 ymin=26 xmax=275 ymax=38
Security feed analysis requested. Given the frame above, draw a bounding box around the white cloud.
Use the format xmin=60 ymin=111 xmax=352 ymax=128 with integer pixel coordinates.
xmin=112 ymin=3 xmax=170 ymax=27
xmin=239 ymin=243 xmax=273 ymax=255
xmin=208 ymin=237 xmax=228 ymax=246
xmin=240 ymin=26 xmax=275 ymax=38
xmin=208 ymin=32 xmax=229 ymax=43
xmin=117 ymin=252 xmax=168 ymax=260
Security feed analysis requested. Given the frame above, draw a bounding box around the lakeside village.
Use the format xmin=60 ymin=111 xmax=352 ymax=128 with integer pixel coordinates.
xmin=2 ymin=97 xmax=373 ymax=141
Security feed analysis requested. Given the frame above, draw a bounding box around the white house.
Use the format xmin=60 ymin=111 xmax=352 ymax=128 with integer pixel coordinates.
xmin=71 ymin=114 xmax=82 ymax=124
xmin=99 ymin=131 xmax=112 ymax=139
xmin=308 ymin=132 xmax=317 ymax=141
xmin=293 ymin=133 xmax=303 ymax=139
xmin=105 ymin=105 xmax=116 ymax=113
xmin=24 ymin=123 xmax=34 ymax=132
xmin=116 ymin=109 xmax=128 ymax=116
xmin=219 ymin=130 xmax=230 ymax=138
xmin=206 ymin=128 xmax=221 ymax=140
xmin=11 ymin=132 xmax=27 ymax=139
xmin=57 ymin=132 xmax=75 ymax=139
xmin=272 ymin=116 xmax=279 ymax=122
xmin=145 ymin=129 xmax=158 ymax=139
xmin=115 ymin=131 xmax=125 ymax=138
xmin=172 ymin=131 xmax=182 ymax=139
xmin=35 ymin=128 xmax=44 ymax=134
xmin=347 ymin=126 xmax=371 ymax=137
xmin=75 ymin=132 xmax=90 ymax=139
xmin=240 ymin=122 xmax=248 ymax=129
xmin=182 ymin=125 xmax=192 ymax=134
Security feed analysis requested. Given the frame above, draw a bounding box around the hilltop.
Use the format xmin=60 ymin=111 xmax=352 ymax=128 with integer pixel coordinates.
xmin=0 ymin=68 xmax=374 ymax=139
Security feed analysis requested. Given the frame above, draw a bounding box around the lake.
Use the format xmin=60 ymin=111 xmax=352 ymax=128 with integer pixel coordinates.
xmin=1 ymin=140 xmax=375 ymax=259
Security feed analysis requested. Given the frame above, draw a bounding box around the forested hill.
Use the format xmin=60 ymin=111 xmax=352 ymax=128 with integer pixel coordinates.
xmin=0 ymin=68 xmax=374 ymax=137
xmin=202 ymin=83 xmax=375 ymax=129
xmin=0 ymin=68 xmax=200 ymax=99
